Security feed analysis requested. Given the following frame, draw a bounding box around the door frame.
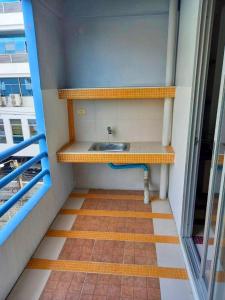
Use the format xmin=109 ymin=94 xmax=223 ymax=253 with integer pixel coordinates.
xmin=180 ymin=0 xmax=216 ymax=298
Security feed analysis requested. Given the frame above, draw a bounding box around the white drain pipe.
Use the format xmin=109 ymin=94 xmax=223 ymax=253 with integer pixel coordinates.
xmin=144 ymin=170 xmax=150 ymax=204
xmin=160 ymin=0 xmax=178 ymax=199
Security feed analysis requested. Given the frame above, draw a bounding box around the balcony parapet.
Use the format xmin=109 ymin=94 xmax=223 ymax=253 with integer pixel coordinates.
xmin=0 ymin=134 xmax=51 ymax=245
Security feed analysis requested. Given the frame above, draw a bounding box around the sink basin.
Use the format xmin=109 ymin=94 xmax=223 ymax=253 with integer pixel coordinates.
xmin=89 ymin=142 xmax=130 ymax=152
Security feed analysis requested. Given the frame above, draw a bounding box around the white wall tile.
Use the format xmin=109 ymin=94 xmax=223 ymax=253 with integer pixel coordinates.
xmin=75 ymin=100 xmax=164 ymax=142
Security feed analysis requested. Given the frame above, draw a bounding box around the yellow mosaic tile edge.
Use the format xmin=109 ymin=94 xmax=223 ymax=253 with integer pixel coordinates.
xmin=57 ymin=152 xmax=175 ymax=164
xmin=27 ymin=258 xmax=187 ymax=280
xmin=46 ymin=230 xmax=179 ymax=244
xmin=58 ymin=86 xmax=176 ymax=100
xmin=59 ymin=209 xmax=173 ymax=219
xmin=67 ymin=99 xmax=75 ymax=142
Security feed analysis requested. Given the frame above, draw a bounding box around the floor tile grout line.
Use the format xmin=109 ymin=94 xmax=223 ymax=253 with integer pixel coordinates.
xmin=46 ymin=230 xmax=180 ymax=244
xmin=59 ymin=209 xmax=173 ymax=219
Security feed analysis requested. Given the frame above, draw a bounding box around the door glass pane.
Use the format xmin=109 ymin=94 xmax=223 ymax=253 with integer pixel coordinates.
xmin=204 ymin=100 xmax=225 ymax=284
xmin=202 ymin=43 xmax=225 ymax=286
xmin=191 ymin=0 xmax=225 ymax=261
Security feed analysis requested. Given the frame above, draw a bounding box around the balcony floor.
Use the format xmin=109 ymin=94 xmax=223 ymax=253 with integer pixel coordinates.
xmin=8 ymin=190 xmax=194 ymax=300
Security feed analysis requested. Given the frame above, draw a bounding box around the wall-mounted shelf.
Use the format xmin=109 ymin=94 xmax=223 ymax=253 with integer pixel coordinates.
xmin=58 ymin=86 xmax=176 ymax=100
xmin=56 ymin=86 xmax=176 ymax=164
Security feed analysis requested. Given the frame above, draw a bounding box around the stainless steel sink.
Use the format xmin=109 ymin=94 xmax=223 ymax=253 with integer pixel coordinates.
xmin=89 ymin=142 xmax=130 ymax=152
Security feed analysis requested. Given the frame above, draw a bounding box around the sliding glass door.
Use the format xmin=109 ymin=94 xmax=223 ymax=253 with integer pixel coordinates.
xmin=206 ymin=50 xmax=225 ymax=298
xmin=181 ymin=1 xmax=225 ymax=298
xmin=200 ymin=49 xmax=225 ymax=297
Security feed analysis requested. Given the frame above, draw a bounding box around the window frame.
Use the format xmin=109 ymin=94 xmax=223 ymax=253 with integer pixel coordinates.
xmin=28 ymin=118 xmax=38 ymax=141
xmin=0 ymin=119 xmax=6 ymax=143
xmin=10 ymin=119 xmax=24 ymax=144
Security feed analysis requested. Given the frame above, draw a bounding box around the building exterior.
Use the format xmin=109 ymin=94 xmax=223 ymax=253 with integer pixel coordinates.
xmin=0 ymin=0 xmax=38 ymax=157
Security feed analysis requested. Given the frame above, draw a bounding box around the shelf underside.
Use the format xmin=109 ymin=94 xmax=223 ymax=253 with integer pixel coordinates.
xmin=58 ymin=86 xmax=176 ymax=100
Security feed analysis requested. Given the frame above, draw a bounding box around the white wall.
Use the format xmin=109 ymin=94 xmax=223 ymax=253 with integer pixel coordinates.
xmin=63 ymin=0 xmax=169 ymax=190
xmin=64 ymin=0 xmax=169 ymax=20
xmin=0 ymin=1 xmax=75 ymax=298
xmin=168 ymin=0 xmax=201 ymax=232
xmin=64 ymin=14 xmax=168 ymax=88
xmin=0 ymin=92 xmax=75 ymax=299
xmin=75 ymin=163 xmax=160 ymax=191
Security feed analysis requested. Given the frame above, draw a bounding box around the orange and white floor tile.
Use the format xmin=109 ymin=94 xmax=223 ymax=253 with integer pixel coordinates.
xmin=8 ymin=189 xmax=194 ymax=300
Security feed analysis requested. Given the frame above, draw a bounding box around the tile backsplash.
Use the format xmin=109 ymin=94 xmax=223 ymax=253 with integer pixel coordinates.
xmin=74 ymin=100 xmax=163 ymax=142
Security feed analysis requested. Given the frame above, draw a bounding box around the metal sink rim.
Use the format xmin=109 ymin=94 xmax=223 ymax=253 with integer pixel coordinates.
xmin=88 ymin=142 xmax=130 ymax=152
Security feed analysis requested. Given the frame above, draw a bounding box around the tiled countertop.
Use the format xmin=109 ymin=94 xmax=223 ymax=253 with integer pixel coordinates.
xmin=56 ymin=142 xmax=175 ymax=164
xmin=59 ymin=142 xmax=171 ymax=154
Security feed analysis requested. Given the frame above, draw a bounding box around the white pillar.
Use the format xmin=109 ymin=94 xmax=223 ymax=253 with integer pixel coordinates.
xmin=160 ymin=0 xmax=178 ymax=199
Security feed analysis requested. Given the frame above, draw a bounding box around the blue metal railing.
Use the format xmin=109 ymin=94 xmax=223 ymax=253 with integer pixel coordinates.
xmin=0 ymin=169 xmax=48 ymax=217
xmin=0 ymin=152 xmax=47 ymax=189
xmin=0 ymin=133 xmax=51 ymax=245
xmin=0 ymin=134 xmax=45 ymax=161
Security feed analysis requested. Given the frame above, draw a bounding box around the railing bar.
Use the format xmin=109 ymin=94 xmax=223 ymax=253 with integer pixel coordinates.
xmin=0 ymin=169 xmax=49 ymax=217
xmin=0 ymin=134 xmax=45 ymax=162
xmin=0 ymin=152 xmax=47 ymax=189
xmin=0 ymin=183 xmax=50 ymax=246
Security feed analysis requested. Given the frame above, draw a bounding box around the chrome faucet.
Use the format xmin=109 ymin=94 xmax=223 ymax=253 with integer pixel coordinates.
xmin=107 ymin=126 xmax=113 ymax=135
xmin=107 ymin=126 xmax=113 ymax=143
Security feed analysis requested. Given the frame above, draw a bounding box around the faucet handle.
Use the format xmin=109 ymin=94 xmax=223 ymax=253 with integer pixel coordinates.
xmin=107 ymin=126 xmax=113 ymax=135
